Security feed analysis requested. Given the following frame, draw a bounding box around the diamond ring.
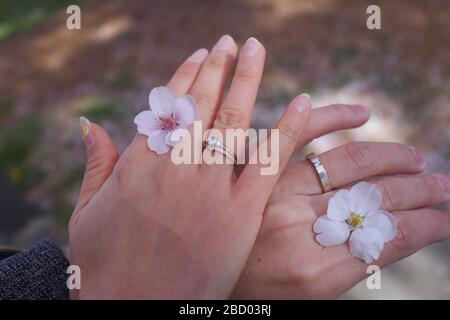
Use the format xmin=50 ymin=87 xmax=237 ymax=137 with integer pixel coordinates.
xmin=203 ymin=136 xmax=237 ymax=164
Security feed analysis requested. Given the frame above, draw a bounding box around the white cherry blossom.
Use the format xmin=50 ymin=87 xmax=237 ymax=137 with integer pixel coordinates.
xmin=313 ymin=181 xmax=397 ymax=263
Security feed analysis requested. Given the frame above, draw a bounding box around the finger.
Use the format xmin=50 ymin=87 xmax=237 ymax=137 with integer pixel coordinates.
xmin=213 ymin=37 xmax=265 ymax=133
xmin=280 ymin=142 xmax=427 ymax=195
xmin=313 ymin=174 xmax=450 ymax=214
xmin=73 ymin=117 xmax=119 ymax=217
xmin=236 ymin=94 xmax=311 ymax=207
xmin=374 ymin=174 xmax=450 ymax=211
xmin=166 ymin=48 xmax=209 ymax=96
xmin=297 ymin=104 xmax=369 ymax=148
xmin=202 ymin=37 xmax=265 ymax=171
xmin=189 ymin=35 xmax=238 ymax=131
xmin=379 ymin=208 xmax=450 ymax=266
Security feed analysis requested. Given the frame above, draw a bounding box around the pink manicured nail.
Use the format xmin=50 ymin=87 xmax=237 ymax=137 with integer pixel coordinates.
xmin=79 ymin=116 xmax=93 ymax=146
xmin=293 ymin=93 xmax=311 ymax=112
xmin=409 ymin=146 xmax=426 ymax=166
xmin=241 ymin=37 xmax=261 ymax=56
xmin=212 ymin=35 xmax=234 ymax=52
xmin=435 ymin=175 xmax=450 ymax=195
xmin=187 ymin=48 xmax=208 ymax=63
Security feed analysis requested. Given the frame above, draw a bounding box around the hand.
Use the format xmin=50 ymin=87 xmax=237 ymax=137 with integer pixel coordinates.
xmin=69 ymin=35 xmax=312 ymax=299
xmin=71 ymin=35 xmax=450 ymax=299
xmin=232 ymin=133 xmax=450 ymax=298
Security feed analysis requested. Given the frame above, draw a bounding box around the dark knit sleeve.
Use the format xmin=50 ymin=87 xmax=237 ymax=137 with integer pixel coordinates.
xmin=0 ymin=238 xmax=70 ymax=300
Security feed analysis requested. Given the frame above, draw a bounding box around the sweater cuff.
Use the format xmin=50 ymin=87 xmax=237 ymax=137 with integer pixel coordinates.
xmin=0 ymin=238 xmax=70 ymax=300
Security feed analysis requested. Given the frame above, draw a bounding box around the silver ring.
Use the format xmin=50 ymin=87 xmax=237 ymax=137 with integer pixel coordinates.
xmin=203 ymin=136 xmax=237 ymax=164
xmin=306 ymin=153 xmax=331 ymax=193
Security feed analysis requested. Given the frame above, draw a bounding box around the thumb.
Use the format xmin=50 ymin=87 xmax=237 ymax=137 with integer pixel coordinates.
xmin=73 ymin=116 xmax=119 ymax=216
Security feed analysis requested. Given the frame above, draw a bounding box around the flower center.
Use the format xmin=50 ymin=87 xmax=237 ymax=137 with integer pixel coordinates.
xmin=346 ymin=213 xmax=364 ymax=230
xmin=158 ymin=115 xmax=177 ymax=131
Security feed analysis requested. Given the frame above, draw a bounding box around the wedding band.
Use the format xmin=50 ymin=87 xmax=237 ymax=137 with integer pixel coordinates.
xmin=306 ymin=153 xmax=331 ymax=193
xmin=203 ymin=136 xmax=237 ymax=164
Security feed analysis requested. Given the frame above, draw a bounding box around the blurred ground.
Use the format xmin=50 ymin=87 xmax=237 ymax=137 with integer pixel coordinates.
xmin=0 ymin=0 xmax=449 ymax=299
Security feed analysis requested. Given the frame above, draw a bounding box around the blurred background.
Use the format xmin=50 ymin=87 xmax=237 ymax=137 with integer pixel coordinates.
xmin=0 ymin=0 xmax=449 ymax=299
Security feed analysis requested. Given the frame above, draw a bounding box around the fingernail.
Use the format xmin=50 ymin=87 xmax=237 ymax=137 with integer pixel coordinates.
xmin=435 ymin=175 xmax=450 ymax=195
xmin=352 ymin=104 xmax=368 ymax=116
xmin=301 ymin=93 xmax=310 ymax=101
xmin=293 ymin=93 xmax=311 ymax=112
xmin=212 ymin=35 xmax=234 ymax=52
xmin=187 ymin=48 xmax=208 ymax=63
xmin=241 ymin=37 xmax=261 ymax=56
xmin=79 ymin=116 xmax=93 ymax=146
xmin=409 ymin=146 xmax=426 ymax=166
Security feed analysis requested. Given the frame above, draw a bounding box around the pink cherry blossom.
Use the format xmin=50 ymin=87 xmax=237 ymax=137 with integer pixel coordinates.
xmin=134 ymin=86 xmax=197 ymax=155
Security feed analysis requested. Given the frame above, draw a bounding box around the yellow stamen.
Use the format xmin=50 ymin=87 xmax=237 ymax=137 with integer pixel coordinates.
xmin=346 ymin=213 xmax=364 ymax=229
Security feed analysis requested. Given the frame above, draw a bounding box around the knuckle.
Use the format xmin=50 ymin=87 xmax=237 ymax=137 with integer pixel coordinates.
xmin=85 ymin=152 xmax=117 ymax=177
xmin=205 ymin=52 xmax=228 ymax=69
xmin=176 ymin=61 xmax=199 ymax=78
xmin=342 ymin=143 xmax=373 ymax=169
xmin=278 ymin=122 xmax=298 ymax=140
xmin=233 ymin=66 xmax=257 ymax=83
xmin=424 ymin=175 xmax=443 ymax=198
xmin=85 ymin=155 xmax=106 ymax=176
xmin=398 ymin=143 xmax=416 ymax=162
xmin=378 ymin=182 xmax=397 ymax=210
xmin=214 ymin=107 xmax=247 ymax=129
xmin=428 ymin=211 xmax=450 ymax=241
xmin=193 ymin=90 xmax=213 ymax=108
xmin=392 ymin=220 xmax=417 ymax=252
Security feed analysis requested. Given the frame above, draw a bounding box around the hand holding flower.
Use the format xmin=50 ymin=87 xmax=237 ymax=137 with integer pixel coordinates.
xmin=233 ymin=139 xmax=450 ymax=299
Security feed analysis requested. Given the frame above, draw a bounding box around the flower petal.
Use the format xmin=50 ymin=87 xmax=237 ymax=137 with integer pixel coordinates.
xmin=147 ymin=130 xmax=170 ymax=155
xmin=349 ymin=228 xmax=384 ymax=263
xmin=134 ymin=110 xmax=153 ymax=124
xmin=348 ymin=182 xmax=382 ymax=216
xmin=363 ymin=210 xmax=397 ymax=242
xmin=134 ymin=111 xmax=161 ymax=136
xmin=149 ymin=86 xmax=175 ymax=116
xmin=173 ymin=95 xmax=196 ymax=126
xmin=314 ymin=215 xmax=350 ymax=246
xmin=327 ymin=189 xmax=352 ymax=221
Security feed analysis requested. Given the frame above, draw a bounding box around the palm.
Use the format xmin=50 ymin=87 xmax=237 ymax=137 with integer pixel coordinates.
xmin=233 ymin=181 xmax=355 ymax=299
